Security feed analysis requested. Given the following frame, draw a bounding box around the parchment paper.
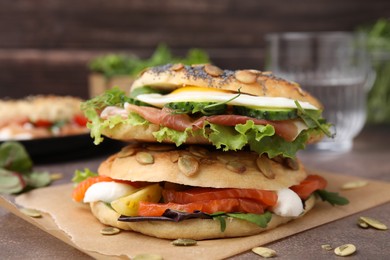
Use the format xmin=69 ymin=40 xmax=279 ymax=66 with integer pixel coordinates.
xmin=3 ymin=171 xmax=390 ymax=260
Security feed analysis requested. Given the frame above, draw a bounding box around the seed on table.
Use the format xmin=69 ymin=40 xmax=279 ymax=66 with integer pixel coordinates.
xmin=341 ymin=180 xmax=368 ymax=190
xmin=20 ymin=208 xmax=42 ymax=218
xmin=334 ymin=244 xmax=356 ymax=257
xmin=132 ymin=253 xmax=163 ymax=260
xmin=100 ymin=227 xmax=120 ymax=235
xmin=357 ymin=218 xmax=369 ymax=229
xmin=321 ymin=244 xmax=333 ymax=251
xmin=50 ymin=173 xmax=63 ymax=181
xmin=252 ymin=247 xmax=277 ymax=258
xmin=359 ymin=216 xmax=388 ymax=230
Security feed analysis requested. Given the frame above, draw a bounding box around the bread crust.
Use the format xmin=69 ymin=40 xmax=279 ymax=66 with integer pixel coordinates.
xmin=131 ymin=64 xmax=323 ymax=109
xmin=98 ymin=144 xmax=307 ymax=190
xmin=90 ymin=195 xmax=316 ymax=240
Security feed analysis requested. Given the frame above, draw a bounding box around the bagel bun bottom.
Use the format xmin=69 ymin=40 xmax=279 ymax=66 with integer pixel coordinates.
xmin=90 ymin=195 xmax=316 ymax=240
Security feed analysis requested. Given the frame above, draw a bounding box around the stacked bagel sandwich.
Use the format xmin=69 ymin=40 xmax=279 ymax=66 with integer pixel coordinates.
xmin=72 ymin=64 xmax=347 ymax=240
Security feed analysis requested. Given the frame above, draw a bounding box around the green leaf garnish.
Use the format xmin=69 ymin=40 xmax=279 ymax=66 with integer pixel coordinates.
xmin=227 ymin=211 xmax=272 ymax=228
xmin=72 ymin=168 xmax=98 ymax=185
xmin=315 ymin=189 xmax=349 ymax=206
xmin=0 ymin=141 xmax=32 ymax=173
xmin=24 ymin=171 xmax=51 ymax=188
xmin=213 ymin=215 xmax=227 ymax=232
xmin=0 ymin=142 xmax=51 ymax=194
xmin=0 ymin=169 xmax=26 ymax=194
xmin=294 ymin=100 xmax=332 ymax=137
xmin=210 ymin=211 xmax=272 ymax=231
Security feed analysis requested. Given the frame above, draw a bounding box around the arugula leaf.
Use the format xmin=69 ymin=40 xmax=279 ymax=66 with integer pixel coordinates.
xmin=72 ymin=168 xmax=98 ymax=185
xmin=210 ymin=211 xmax=272 ymax=231
xmin=213 ymin=215 xmax=227 ymax=232
xmin=227 ymin=211 xmax=272 ymax=228
xmin=295 ymin=101 xmax=332 ymax=137
xmin=315 ymin=189 xmax=349 ymax=206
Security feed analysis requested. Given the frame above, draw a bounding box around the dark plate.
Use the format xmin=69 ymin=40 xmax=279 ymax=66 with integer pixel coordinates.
xmin=1 ymin=134 xmax=125 ymax=163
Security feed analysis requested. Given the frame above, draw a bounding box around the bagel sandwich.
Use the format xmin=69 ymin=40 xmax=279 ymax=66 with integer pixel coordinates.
xmin=0 ymin=95 xmax=89 ymax=141
xmin=82 ymin=64 xmax=332 ymax=160
xmin=72 ymin=143 xmax=351 ymax=240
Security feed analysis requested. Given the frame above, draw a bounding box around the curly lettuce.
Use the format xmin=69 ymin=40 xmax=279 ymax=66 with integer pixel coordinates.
xmin=82 ymin=89 xmax=330 ymax=158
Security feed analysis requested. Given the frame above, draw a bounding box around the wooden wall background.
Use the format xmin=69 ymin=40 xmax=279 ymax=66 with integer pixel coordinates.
xmin=0 ymin=0 xmax=389 ymax=99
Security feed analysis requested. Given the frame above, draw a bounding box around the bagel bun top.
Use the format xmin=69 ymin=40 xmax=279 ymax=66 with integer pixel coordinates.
xmin=131 ymin=64 xmax=323 ymax=109
xmin=98 ymin=143 xmax=308 ymax=191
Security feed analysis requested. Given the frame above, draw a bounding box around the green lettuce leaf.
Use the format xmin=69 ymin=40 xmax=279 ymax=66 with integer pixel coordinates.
xmin=205 ymin=123 xmax=252 ymax=151
xmin=205 ymin=120 xmax=307 ymax=159
xmin=247 ymin=131 xmax=308 ymax=159
xmin=88 ymin=112 xmax=148 ymax=145
xmin=72 ymin=168 xmax=98 ymax=185
xmin=83 ymin=90 xmax=326 ymax=158
xmin=152 ymin=127 xmax=191 ymax=146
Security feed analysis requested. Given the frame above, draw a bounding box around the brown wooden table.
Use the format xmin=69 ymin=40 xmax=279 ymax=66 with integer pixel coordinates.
xmin=1 ymin=125 xmax=389 ymax=259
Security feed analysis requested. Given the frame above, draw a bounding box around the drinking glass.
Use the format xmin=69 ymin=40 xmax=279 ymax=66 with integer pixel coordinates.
xmin=265 ymin=32 xmax=374 ymax=153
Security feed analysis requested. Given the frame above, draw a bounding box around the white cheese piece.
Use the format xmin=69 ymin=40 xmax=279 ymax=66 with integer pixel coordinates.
xmin=83 ymin=182 xmax=137 ymax=203
xmin=291 ymin=120 xmax=309 ymax=140
xmin=273 ymin=188 xmax=304 ymax=217
xmin=136 ymin=92 xmax=318 ymax=110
